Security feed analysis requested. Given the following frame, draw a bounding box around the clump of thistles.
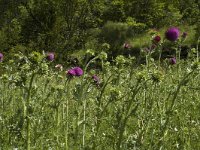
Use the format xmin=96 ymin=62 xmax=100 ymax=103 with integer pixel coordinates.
xmin=0 ymin=53 xmax=3 ymax=62
xmin=66 ymin=67 xmax=83 ymax=77
xmin=165 ymin=27 xmax=180 ymax=42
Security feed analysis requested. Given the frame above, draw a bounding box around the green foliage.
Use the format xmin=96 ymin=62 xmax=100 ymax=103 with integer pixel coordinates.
xmin=0 ymin=0 xmax=199 ymax=61
xmin=1 ymin=51 xmax=200 ymax=149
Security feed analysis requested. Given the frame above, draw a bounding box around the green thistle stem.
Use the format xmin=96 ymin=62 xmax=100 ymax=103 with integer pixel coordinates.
xmin=26 ymin=73 xmax=35 ymax=150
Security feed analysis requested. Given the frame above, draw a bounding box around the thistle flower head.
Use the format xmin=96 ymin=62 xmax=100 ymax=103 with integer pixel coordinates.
xmin=0 ymin=53 xmax=3 ymax=62
xmin=165 ymin=27 xmax=180 ymax=42
xmin=73 ymin=67 xmax=84 ymax=76
xmin=153 ymin=35 xmax=161 ymax=43
xmin=46 ymin=52 xmax=55 ymax=61
xmin=67 ymin=69 xmax=76 ymax=76
xmin=169 ymin=57 xmax=176 ymax=65
xmin=92 ymin=75 xmax=100 ymax=85
xmin=99 ymin=51 xmax=107 ymax=61
xmin=67 ymin=67 xmax=83 ymax=77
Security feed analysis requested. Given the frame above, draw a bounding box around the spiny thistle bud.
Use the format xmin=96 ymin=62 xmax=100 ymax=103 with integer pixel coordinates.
xmin=115 ymin=55 xmax=126 ymax=65
xmin=102 ymin=43 xmax=110 ymax=51
xmin=99 ymin=51 xmax=107 ymax=61
xmin=29 ymin=51 xmax=43 ymax=64
xmin=153 ymin=35 xmax=161 ymax=43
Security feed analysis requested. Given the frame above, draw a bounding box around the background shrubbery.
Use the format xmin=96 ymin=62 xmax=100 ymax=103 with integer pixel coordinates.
xmin=0 ymin=0 xmax=199 ymax=63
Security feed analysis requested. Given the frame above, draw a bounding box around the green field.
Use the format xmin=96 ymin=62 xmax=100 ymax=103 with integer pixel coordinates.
xmin=1 ymin=46 xmax=200 ymax=149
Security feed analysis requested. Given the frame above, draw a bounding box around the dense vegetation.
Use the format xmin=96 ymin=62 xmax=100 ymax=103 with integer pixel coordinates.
xmin=0 ymin=0 xmax=199 ymax=60
xmin=0 ymin=0 xmax=200 ymax=150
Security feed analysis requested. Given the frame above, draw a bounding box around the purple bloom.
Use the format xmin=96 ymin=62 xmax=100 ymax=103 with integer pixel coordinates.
xmin=46 ymin=52 xmax=55 ymax=61
xmin=0 ymin=53 xmax=3 ymax=62
xmin=67 ymin=67 xmax=83 ymax=77
xmin=123 ymin=43 xmax=131 ymax=49
xmin=182 ymin=32 xmax=187 ymax=38
xmin=169 ymin=57 xmax=176 ymax=65
xmin=165 ymin=27 xmax=180 ymax=42
xmin=67 ymin=69 xmax=76 ymax=76
xmin=92 ymin=75 xmax=100 ymax=85
xmin=73 ymin=67 xmax=83 ymax=76
xmin=153 ymin=35 xmax=161 ymax=43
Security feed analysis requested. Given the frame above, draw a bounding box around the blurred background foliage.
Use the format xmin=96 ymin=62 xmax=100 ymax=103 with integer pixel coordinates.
xmin=0 ymin=0 xmax=199 ymax=62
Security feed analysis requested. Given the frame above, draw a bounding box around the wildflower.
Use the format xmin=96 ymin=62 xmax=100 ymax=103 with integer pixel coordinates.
xmin=165 ymin=27 xmax=180 ymax=42
xmin=73 ymin=67 xmax=84 ymax=76
xmin=153 ymin=35 xmax=161 ymax=43
xmin=67 ymin=69 xmax=76 ymax=76
xmin=92 ymin=75 xmax=100 ymax=85
xmin=66 ymin=67 xmax=83 ymax=77
xmin=169 ymin=57 xmax=176 ymax=65
xmin=55 ymin=64 xmax=63 ymax=71
xmin=181 ymin=32 xmax=187 ymax=39
xmin=123 ymin=43 xmax=131 ymax=49
xmin=0 ymin=53 xmax=3 ymax=62
xmin=46 ymin=52 xmax=55 ymax=61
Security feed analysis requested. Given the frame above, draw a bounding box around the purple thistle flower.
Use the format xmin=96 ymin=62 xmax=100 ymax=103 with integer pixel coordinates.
xmin=182 ymin=32 xmax=187 ymax=39
xmin=92 ymin=75 xmax=100 ymax=85
xmin=67 ymin=69 xmax=76 ymax=76
xmin=66 ymin=67 xmax=83 ymax=77
xmin=153 ymin=35 xmax=161 ymax=43
xmin=165 ymin=27 xmax=180 ymax=42
xmin=169 ymin=57 xmax=176 ymax=65
xmin=0 ymin=53 xmax=3 ymax=62
xmin=73 ymin=67 xmax=83 ymax=76
xmin=46 ymin=52 xmax=55 ymax=61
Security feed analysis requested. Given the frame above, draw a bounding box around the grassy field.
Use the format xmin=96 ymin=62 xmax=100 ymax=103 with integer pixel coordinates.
xmin=0 ymin=44 xmax=200 ymax=150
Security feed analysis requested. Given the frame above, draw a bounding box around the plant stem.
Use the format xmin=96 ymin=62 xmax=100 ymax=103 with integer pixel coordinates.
xmin=26 ymin=73 xmax=35 ymax=150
